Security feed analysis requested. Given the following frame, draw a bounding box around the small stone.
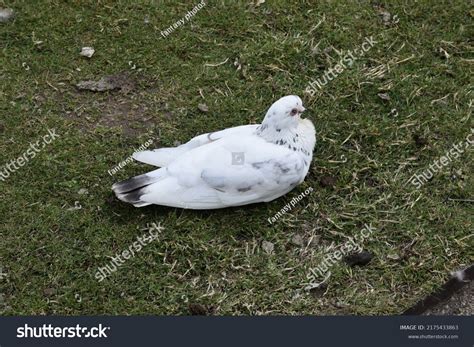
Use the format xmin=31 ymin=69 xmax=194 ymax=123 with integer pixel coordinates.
xmin=80 ymin=47 xmax=95 ymax=58
xmin=344 ymin=251 xmax=373 ymax=267
xmin=262 ymin=241 xmax=274 ymax=254
xmin=0 ymin=8 xmax=14 ymax=23
xmin=290 ymin=234 xmax=305 ymax=247
xmin=198 ymin=103 xmax=209 ymax=112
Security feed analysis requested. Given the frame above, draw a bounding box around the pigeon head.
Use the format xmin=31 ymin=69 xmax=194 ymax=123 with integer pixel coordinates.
xmin=257 ymin=95 xmax=306 ymax=143
xmin=262 ymin=95 xmax=305 ymax=130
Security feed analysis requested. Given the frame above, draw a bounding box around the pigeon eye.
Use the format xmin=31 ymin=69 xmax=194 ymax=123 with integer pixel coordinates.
xmin=290 ymin=108 xmax=298 ymax=116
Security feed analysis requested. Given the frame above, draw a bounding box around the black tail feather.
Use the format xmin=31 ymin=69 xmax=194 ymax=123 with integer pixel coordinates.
xmin=112 ymin=174 xmax=154 ymax=207
xmin=112 ymin=168 xmax=164 ymax=207
xmin=112 ymin=173 xmax=154 ymax=194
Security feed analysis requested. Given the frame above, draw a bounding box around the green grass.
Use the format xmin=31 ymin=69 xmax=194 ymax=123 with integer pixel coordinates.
xmin=0 ymin=0 xmax=472 ymax=315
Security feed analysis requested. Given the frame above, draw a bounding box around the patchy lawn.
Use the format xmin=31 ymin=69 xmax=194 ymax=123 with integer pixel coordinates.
xmin=0 ymin=0 xmax=472 ymax=315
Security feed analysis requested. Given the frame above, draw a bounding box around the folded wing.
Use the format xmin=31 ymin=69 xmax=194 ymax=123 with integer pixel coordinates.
xmin=133 ymin=124 xmax=259 ymax=167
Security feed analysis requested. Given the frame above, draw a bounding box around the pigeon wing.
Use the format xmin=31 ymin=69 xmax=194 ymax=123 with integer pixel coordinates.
xmin=133 ymin=124 xmax=259 ymax=167
xmin=153 ymin=135 xmax=306 ymax=207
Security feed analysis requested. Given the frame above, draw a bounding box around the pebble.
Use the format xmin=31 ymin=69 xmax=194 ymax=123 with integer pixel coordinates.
xmin=0 ymin=8 xmax=14 ymax=23
xmin=262 ymin=241 xmax=274 ymax=254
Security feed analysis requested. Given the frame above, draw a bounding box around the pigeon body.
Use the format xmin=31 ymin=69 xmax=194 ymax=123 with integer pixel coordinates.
xmin=112 ymin=95 xmax=316 ymax=209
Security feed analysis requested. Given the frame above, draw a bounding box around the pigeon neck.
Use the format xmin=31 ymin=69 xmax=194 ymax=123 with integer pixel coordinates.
xmin=256 ymin=122 xmax=293 ymax=142
xmin=256 ymin=119 xmax=315 ymax=161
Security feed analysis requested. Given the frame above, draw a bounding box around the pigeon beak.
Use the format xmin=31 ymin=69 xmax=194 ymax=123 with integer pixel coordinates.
xmin=298 ymin=106 xmax=306 ymax=118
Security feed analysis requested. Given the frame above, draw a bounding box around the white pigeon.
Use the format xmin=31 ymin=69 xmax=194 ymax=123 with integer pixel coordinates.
xmin=112 ymin=95 xmax=316 ymax=209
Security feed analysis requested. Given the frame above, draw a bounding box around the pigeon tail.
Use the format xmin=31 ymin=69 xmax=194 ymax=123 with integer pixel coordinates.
xmin=111 ymin=168 xmax=165 ymax=207
xmin=115 ymin=188 xmax=152 ymax=207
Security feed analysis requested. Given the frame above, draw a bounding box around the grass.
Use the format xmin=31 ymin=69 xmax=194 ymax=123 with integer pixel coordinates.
xmin=0 ymin=0 xmax=472 ymax=315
